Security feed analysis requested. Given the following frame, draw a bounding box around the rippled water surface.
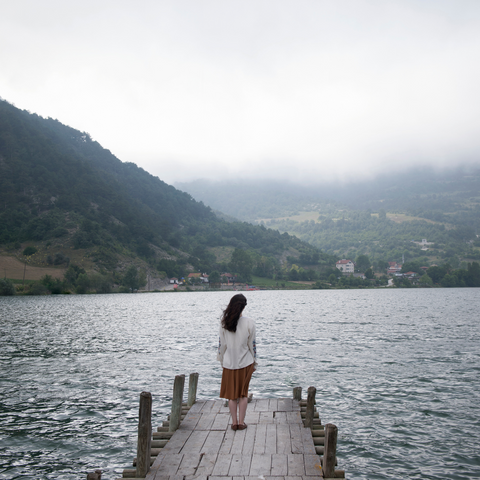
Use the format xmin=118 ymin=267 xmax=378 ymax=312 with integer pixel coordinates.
xmin=1 ymin=289 xmax=479 ymax=479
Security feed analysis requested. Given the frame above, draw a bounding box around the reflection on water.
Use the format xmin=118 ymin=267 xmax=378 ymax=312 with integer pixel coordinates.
xmin=1 ymin=289 xmax=479 ymax=479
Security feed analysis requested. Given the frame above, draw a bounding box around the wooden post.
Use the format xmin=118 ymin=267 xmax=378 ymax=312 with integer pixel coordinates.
xmin=187 ymin=372 xmax=199 ymax=407
xmin=169 ymin=374 xmax=185 ymax=432
xmin=136 ymin=392 xmax=152 ymax=478
xmin=305 ymin=386 xmax=316 ymax=429
xmin=86 ymin=470 xmax=101 ymax=480
xmin=323 ymin=423 xmax=337 ymax=478
xmin=293 ymin=386 xmax=302 ymax=401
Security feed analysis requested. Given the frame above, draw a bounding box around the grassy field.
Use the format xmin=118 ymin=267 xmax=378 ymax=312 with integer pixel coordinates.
xmin=258 ymin=210 xmax=321 ymax=224
xmin=386 ymin=213 xmax=441 ymax=224
xmin=207 ymin=246 xmax=235 ymax=263
xmin=0 ymin=255 xmax=66 ymax=281
xmin=262 ymin=209 xmax=450 ymax=227
xmin=250 ymin=275 xmax=313 ymax=289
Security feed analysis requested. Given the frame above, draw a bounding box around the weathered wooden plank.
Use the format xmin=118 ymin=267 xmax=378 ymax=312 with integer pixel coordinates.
xmin=253 ymin=423 xmax=267 ymax=454
xmin=219 ymin=401 xmax=230 ymax=413
xmin=254 ymin=399 xmax=270 ymax=411
xmin=194 ymin=452 xmax=218 ymax=476
xmin=154 ymin=453 xmax=183 ymax=476
xmin=162 ymin=429 xmax=192 ymax=454
xmin=244 ymin=411 xmax=260 ymax=425
xmin=274 ymin=411 xmax=287 ymax=424
xmin=290 ymin=424 xmax=304 ymax=454
xmin=304 ymin=454 xmax=323 ymax=476
xmin=177 ymin=453 xmax=202 ymax=476
xmin=286 ymin=411 xmax=302 ymax=424
xmin=276 ymin=423 xmax=292 ymax=454
xmin=265 ymin=423 xmax=277 ymax=454
xmin=259 ymin=411 xmax=274 ymax=424
xmin=268 ymin=398 xmax=278 ymax=411
xmin=210 ymin=399 xmax=225 ymax=414
xmin=197 ymin=413 xmax=216 ymax=430
xmin=249 ymin=453 xmax=272 ymax=476
xmin=202 ymin=430 xmax=226 ymax=455
xmin=228 ymin=454 xmax=252 ymax=476
xmin=231 ymin=426 xmax=247 ymax=452
xmin=219 ymin=429 xmax=235 ymax=454
xmin=301 ymin=427 xmax=316 ymax=455
xmin=188 ymin=400 xmax=206 ymax=414
xmin=199 ymin=400 xmax=215 ymax=413
xmin=152 ymin=475 xmax=183 ymax=480
xmin=287 ymin=454 xmax=305 ymax=476
xmin=181 ymin=412 xmax=201 ymax=431
xmin=211 ymin=454 xmax=233 ymax=476
xmin=271 ymin=453 xmax=288 ymax=476
xmin=181 ymin=429 xmax=209 ymax=453
xmin=241 ymin=424 xmax=257 ymax=456
xmin=212 ymin=413 xmax=230 ymax=431
xmin=277 ymin=398 xmax=293 ymax=412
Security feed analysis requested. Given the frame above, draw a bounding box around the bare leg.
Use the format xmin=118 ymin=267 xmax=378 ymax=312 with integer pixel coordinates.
xmin=228 ymin=399 xmax=238 ymax=426
xmin=238 ymin=397 xmax=248 ymax=425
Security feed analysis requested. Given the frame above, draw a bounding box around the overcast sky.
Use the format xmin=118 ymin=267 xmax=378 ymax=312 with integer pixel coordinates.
xmin=2 ymin=0 xmax=480 ymax=185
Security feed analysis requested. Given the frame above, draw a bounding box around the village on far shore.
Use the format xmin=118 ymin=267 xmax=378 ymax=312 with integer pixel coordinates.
xmin=161 ymin=239 xmax=439 ymax=291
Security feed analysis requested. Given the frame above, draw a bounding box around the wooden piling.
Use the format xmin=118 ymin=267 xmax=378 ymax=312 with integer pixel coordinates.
xmin=293 ymin=386 xmax=302 ymax=400
xmin=169 ymin=374 xmax=185 ymax=432
xmin=187 ymin=372 xmax=199 ymax=407
xmin=323 ymin=423 xmax=338 ymax=478
xmin=136 ymin=391 xmax=152 ymax=478
xmin=86 ymin=470 xmax=101 ymax=480
xmin=305 ymin=386 xmax=316 ymax=429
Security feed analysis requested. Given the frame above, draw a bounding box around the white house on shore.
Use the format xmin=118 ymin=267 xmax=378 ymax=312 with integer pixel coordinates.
xmin=336 ymin=259 xmax=355 ymax=274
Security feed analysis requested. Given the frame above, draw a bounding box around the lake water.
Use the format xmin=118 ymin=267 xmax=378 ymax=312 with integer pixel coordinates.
xmin=0 ymin=289 xmax=479 ymax=480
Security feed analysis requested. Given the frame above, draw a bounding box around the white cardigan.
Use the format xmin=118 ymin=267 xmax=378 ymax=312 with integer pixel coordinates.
xmin=217 ymin=315 xmax=256 ymax=370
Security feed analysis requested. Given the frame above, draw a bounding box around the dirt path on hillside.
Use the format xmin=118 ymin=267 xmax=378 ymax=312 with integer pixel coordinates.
xmin=0 ymin=256 xmax=66 ymax=281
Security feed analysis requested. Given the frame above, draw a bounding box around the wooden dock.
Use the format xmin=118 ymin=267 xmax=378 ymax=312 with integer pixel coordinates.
xmin=102 ymin=375 xmax=345 ymax=480
xmin=144 ymin=397 xmax=332 ymax=480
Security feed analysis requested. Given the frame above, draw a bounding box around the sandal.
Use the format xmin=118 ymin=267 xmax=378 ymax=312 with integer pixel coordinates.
xmin=231 ymin=424 xmax=238 ymax=431
xmin=237 ymin=423 xmax=247 ymax=430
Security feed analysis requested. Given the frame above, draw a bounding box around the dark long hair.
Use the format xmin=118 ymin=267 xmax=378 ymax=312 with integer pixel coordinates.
xmin=221 ymin=294 xmax=247 ymax=332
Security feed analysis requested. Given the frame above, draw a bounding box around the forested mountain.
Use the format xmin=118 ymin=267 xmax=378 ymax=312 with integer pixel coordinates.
xmin=177 ymin=167 xmax=480 ymax=271
xmin=0 ymin=99 xmax=331 ymax=287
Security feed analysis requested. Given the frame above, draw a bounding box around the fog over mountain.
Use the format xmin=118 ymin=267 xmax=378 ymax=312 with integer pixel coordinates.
xmin=2 ymin=1 xmax=480 ymax=185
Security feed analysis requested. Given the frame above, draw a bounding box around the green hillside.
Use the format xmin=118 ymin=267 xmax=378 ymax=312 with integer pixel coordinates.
xmin=0 ymin=99 xmax=333 ymax=293
xmin=177 ymin=169 xmax=480 ymax=271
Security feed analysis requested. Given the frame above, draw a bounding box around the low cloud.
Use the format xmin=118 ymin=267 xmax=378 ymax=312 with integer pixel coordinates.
xmin=2 ymin=0 xmax=480 ymax=185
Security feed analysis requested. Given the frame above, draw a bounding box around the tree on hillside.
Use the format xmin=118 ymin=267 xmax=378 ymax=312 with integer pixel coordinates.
xmin=419 ymin=274 xmax=433 ymax=287
xmin=76 ymin=273 xmax=91 ymax=294
xmin=427 ymin=265 xmax=450 ymax=284
xmin=0 ymin=279 xmax=15 ymax=296
xmin=122 ymin=266 xmax=146 ymax=292
xmin=355 ymin=254 xmax=370 ymax=272
xmin=229 ymin=248 xmax=253 ymax=283
xmin=465 ymin=262 xmax=480 ymax=287
xmin=209 ymin=270 xmax=221 ymax=287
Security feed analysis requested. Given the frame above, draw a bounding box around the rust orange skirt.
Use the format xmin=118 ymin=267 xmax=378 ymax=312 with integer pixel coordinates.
xmin=220 ymin=363 xmax=255 ymax=400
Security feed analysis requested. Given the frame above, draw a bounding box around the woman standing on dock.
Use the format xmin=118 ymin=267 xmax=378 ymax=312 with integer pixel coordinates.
xmin=217 ymin=293 xmax=256 ymax=431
